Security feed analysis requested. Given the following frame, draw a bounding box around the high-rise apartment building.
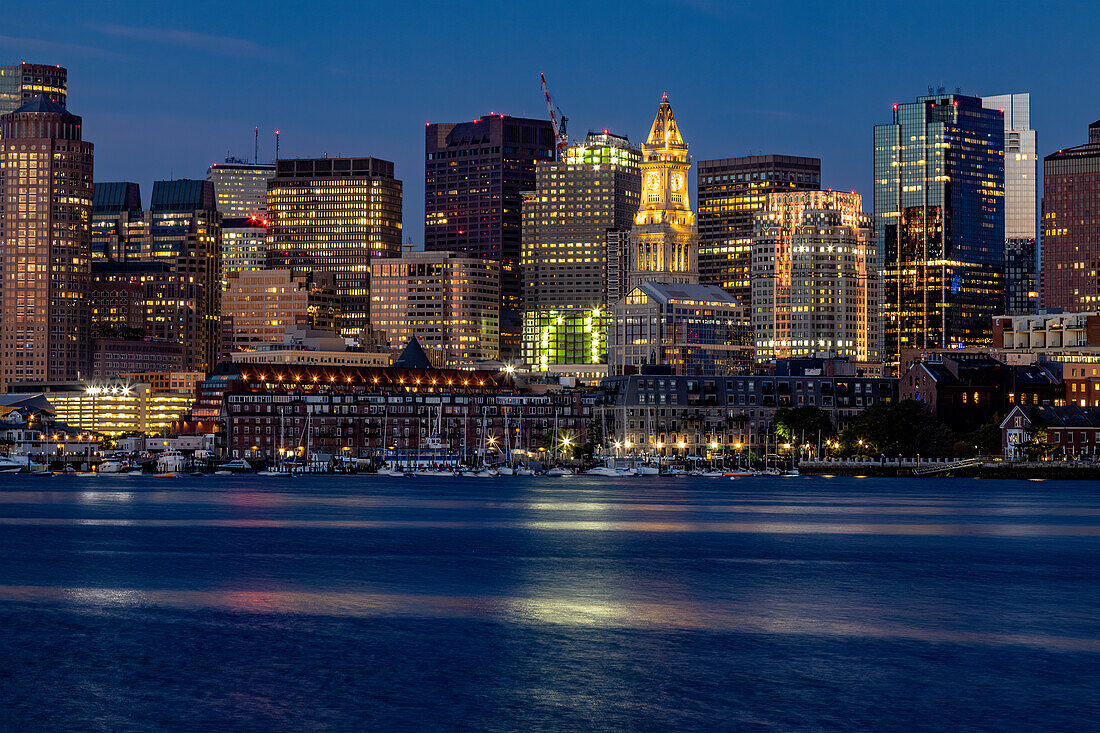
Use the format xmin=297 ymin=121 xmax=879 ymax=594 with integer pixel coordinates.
xmin=370 ymin=251 xmax=499 ymax=366
xmin=521 ymin=131 xmax=641 ymax=369
xmin=91 ymin=182 xmax=143 ymax=261
xmin=267 ymin=157 xmax=402 ymax=338
xmin=0 ymin=96 xmax=92 ymax=390
xmin=874 ymin=92 xmax=1004 ymax=362
xmin=424 ymin=114 xmax=555 ymax=359
xmin=983 ymin=93 xmax=1038 ymax=315
xmin=752 ymin=191 xmax=880 ymax=363
xmin=221 ymin=217 xmax=268 ymax=290
xmin=0 ymin=63 xmax=66 ymax=115
xmin=697 ymin=155 xmax=820 ymax=303
xmin=1042 ymin=121 xmax=1100 ymax=312
xmin=628 ymin=94 xmax=699 ymax=289
xmin=222 ymin=269 xmax=339 ymax=353
xmin=205 ymin=158 xmax=275 ymax=218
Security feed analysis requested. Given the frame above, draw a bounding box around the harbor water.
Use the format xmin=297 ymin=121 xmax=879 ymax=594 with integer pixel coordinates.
xmin=1 ymin=474 xmax=1098 ymax=730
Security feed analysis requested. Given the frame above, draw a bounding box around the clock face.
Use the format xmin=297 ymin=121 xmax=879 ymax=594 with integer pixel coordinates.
xmin=670 ymin=172 xmax=684 ymax=191
xmin=646 ymin=172 xmax=661 ymax=191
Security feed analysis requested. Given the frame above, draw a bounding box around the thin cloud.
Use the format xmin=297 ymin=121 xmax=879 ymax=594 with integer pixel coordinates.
xmin=90 ymin=23 xmax=274 ymax=59
xmin=0 ymin=34 xmax=126 ymax=60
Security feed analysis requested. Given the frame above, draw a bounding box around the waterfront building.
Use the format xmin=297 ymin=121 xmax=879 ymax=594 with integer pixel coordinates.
xmin=0 ymin=62 xmax=65 ymax=115
xmin=751 ymin=190 xmax=880 ymax=363
xmin=370 ymin=251 xmax=499 ymax=366
xmin=220 ymin=216 xmax=268 ymax=289
xmin=205 ymin=158 xmax=274 ymax=218
xmin=424 ymin=114 xmax=555 ymax=359
xmin=874 ymin=92 xmax=1005 ymax=361
xmin=522 ymin=130 xmax=641 ymax=370
xmin=218 ymin=362 xmax=593 ymax=461
xmin=901 ymin=353 xmax=1063 ymax=430
xmin=1001 ymin=405 xmax=1100 ymax=460
xmin=8 ymin=379 xmax=194 ymax=436
xmin=608 ymin=282 xmax=751 ymax=376
xmin=91 ymin=182 xmax=142 ymax=261
xmin=602 ymin=359 xmax=896 ymax=457
xmin=983 ymin=93 xmax=1038 ymax=315
xmin=267 ymin=156 xmax=402 ymax=338
xmin=222 ymin=269 xmax=340 ymax=353
xmin=628 ymin=94 xmax=699 ymax=290
xmin=697 ymin=155 xmax=820 ymax=301
xmin=230 ymin=350 xmax=392 ymax=368
xmin=0 ymin=96 xmax=93 ymax=392
xmin=1042 ymin=121 xmax=1100 ymax=312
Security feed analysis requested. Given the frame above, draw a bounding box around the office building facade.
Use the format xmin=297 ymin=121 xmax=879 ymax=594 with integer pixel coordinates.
xmin=0 ymin=63 xmax=66 ymax=115
xmin=1042 ymin=121 xmax=1100 ymax=312
xmin=267 ymin=157 xmax=402 ymax=338
xmin=521 ymin=131 xmax=641 ymax=369
xmin=221 ymin=216 xmax=268 ymax=289
xmin=91 ymin=182 xmax=143 ymax=261
xmin=0 ymin=96 xmax=93 ymax=390
xmin=370 ymin=251 xmax=499 ymax=366
xmin=983 ymin=93 xmax=1038 ymax=315
xmin=752 ymin=190 xmax=880 ymax=363
xmin=697 ymin=155 xmax=820 ymax=303
xmin=424 ymin=114 xmax=555 ymax=359
xmin=222 ymin=269 xmax=339 ymax=353
xmin=205 ymin=159 xmax=275 ymax=218
xmin=609 ymin=282 xmax=751 ymax=376
xmin=874 ymin=92 xmax=1005 ymax=362
xmin=628 ymin=95 xmax=699 ymax=290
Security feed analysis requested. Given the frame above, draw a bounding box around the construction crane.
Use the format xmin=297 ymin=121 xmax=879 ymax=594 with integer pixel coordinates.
xmin=540 ymin=72 xmax=568 ymax=159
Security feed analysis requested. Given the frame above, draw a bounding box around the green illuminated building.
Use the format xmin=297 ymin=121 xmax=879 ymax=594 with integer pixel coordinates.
xmin=521 ymin=131 xmax=640 ymax=369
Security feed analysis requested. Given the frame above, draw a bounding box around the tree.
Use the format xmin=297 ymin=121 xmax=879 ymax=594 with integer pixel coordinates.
xmin=840 ymin=400 xmax=955 ymax=457
xmin=772 ymin=406 xmax=833 ymax=447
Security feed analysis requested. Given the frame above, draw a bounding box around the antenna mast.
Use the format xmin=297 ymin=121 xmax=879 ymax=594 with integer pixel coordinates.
xmin=254 ymin=127 xmax=259 ymax=163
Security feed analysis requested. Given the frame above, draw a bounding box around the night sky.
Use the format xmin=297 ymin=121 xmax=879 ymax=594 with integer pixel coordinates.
xmin=4 ymin=0 xmax=1098 ymax=239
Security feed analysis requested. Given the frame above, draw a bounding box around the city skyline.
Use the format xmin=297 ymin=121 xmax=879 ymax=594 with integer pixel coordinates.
xmin=3 ymin=1 xmax=1099 ymax=238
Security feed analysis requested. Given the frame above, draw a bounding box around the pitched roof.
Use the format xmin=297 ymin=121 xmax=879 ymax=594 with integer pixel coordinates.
xmin=645 ymin=94 xmax=684 ymax=148
xmin=634 ymin=281 xmax=740 ymax=306
xmin=9 ymin=94 xmax=69 ymax=116
xmin=392 ymin=337 xmax=434 ymax=370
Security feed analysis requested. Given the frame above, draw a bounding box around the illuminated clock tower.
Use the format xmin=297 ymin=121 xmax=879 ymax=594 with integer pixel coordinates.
xmin=628 ymin=93 xmax=699 ymax=289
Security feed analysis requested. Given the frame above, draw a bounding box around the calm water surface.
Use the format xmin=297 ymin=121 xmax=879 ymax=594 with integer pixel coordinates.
xmin=1 ymin=474 xmax=1097 ymax=731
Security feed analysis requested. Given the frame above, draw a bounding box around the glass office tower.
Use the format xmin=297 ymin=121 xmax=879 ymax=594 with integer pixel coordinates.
xmin=874 ymin=92 xmax=1004 ymax=362
xmin=983 ymin=93 xmax=1038 ymax=315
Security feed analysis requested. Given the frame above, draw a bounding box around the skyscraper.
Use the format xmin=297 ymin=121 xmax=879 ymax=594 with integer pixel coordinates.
xmin=874 ymin=92 xmax=1004 ymax=362
xmin=370 ymin=251 xmax=500 ymax=366
xmin=221 ymin=216 xmax=268 ymax=290
xmin=91 ymin=182 xmax=142 ymax=261
xmin=628 ymin=94 xmax=698 ymax=289
xmin=521 ymin=131 xmax=641 ymax=369
xmin=424 ymin=114 xmax=555 ymax=359
xmin=983 ymin=93 xmax=1038 ymax=315
xmin=752 ymin=190 xmax=880 ymax=363
xmin=0 ymin=96 xmax=92 ymax=390
xmin=144 ymin=180 xmax=222 ymax=372
xmin=0 ymin=63 xmax=66 ymax=115
xmin=697 ymin=155 xmax=820 ymax=303
xmin=1043 ymin=121 xmax=1100 ymax=313
xmin=267 ymin=157 xmax=402 ymax=338
xmin=205 ymin=159 xmax=275 ymax=218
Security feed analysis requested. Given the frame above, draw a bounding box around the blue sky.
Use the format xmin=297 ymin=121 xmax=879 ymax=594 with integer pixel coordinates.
xmin=3 ymin=0 xmax=1098 ymax=237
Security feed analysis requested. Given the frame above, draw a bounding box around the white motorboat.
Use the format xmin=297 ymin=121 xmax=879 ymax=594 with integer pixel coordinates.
xmin=376 ymin=466 xmax=405 ymax=477
xmin=547 ymin=467 xmax=573 ymax=476
xmin=514 ymin=466 xmax=535 ymax=476
xmin=155 ymin=450 xmax=186 ymax=474
xmin=216 ymin=458 xmax=254 ymax=474
xmin=699 ymin=470 xmax=725 ymax=478
xmin=635 ymin=465 xmax=660 ymax=476
xmin=584 ymin=466 xmax=619 ymax=477
xmin=475 ymin=470 xmax=495 ymax=478
xmin=0 ymin=455 xmax=28 ymax=473
xmin=496 ymin=466 xmax=514 ymax=476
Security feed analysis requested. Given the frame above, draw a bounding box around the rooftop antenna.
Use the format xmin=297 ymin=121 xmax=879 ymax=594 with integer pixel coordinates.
xmin=275 ymin=130 xmax=280 ymax=162
xmin=254 ymin=127 xmax=259 ymax=164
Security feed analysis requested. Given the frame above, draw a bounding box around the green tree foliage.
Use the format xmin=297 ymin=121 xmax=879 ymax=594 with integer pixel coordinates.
xmin=840 ymin=400 xmax=955 ymax=457
xmin=771 ymin=406 xmax=834 ymax=445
